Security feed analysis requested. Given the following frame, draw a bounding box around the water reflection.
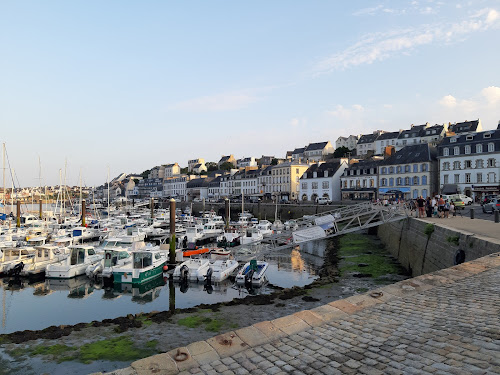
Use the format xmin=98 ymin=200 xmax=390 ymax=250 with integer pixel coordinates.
xmin=0 ymin=246 xmax=321 ymax=334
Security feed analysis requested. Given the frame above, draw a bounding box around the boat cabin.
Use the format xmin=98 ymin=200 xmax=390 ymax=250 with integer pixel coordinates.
xmin=104 ymin=250 xmax=130 ymax=268
xmin=69 ymin=246 xmax=97 ymax=265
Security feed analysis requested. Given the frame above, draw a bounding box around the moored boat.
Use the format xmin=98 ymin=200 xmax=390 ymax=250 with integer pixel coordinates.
xmin=112 ymin=246 xmax=167 ymax=284
xmin=235 ymin=260 xmax=269 ymax=286
xmin=45 ymin=245 xmax=102 ymax=279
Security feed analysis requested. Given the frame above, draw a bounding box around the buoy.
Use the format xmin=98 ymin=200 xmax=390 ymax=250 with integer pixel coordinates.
xmin=163 ymin=265 xmax=169 ymax=271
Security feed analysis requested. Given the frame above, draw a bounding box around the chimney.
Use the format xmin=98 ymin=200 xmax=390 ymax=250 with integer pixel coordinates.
xmin=384 ymin=146 xmax=395 ymax=159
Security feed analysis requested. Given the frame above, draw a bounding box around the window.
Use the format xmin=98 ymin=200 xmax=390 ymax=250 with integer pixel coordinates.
xmin=362 ymin=180 xmax=366 ymax=188
xmin=443 ymin=148 xmax=449 ymax=156
xmin=413 ymin=176 xmax=420 ymax=185
xmin=450 ymin=137 xmax=457 ymax=143
xmin=350 ymin=180 xmax=354 ymax=188
xmin=465 ymin=145 xmax=471 ymax=154
xmin=421 ymin=164 xmax=427 ymax=172
xmin=443 ymin=174 xmax=449 ymax=184
xmin=488 ymin=172 xmax=496 ymax=183
xmin=454 ymin=174 xmax=460 ymax=184
xmin=413 ymin=189 xmax=418 ymax=199
xmin=405 ymin=177 xmax=410 ymax=185
xmin=477 ymin=173 xmax=483 ymax=183
xmin=476 ymin=144 xmax=483 ymax=153
xmin=465 ymin=160 xmax=472 ymax=169
xmin=301 ymin=182 xmax=307 ymax=190
xmin=422 ymin=189 xmax=428 ymax=198
xmin=476 ymin=159 xmax=484 ymax=168
xmin=343 ymin=180 xmax=347 ymax=188
xmin=381 ymin=178 xmax=387 ymax=186
xmin=413 ymin=164 xmax=418 ymax=172
xmin=312 ymin=182 xmax=318 ymax=189
xmin=422 ymin=176 xmax=427 ymax=185
xmin=488 ymin=143 xmax=495 ymax=152
xmin=389 ymin=178 xmax=394 ymax=186
xmin=488 ymin=158 xmax=496 ymax=167
xmin=484 ymin=133 xmax=491 ymax=139
xmin=396 ymin=177 xmax=402 ymax=186
xmin=466 ymin=135 xmax=474 ymax=141
xmin=442 ymin=162 xmax=450 ymax=170
xmin=453 ymin=161 xmax=460 ymax=170
xmin=322 ymin=181 xmax=329 ymax=189
xmin=465 ymin=173 xmax=471 ymax=183
xmin=454 ymin=146 xmax=460 ymax=155
xmin=405 ymin=165 xmax=410 ymax=172
xmin=370 ymin=179 xmax=374 ymax=187
xmin=389 ymin=167 xmax=394 ymax=174
xmin=381 ymin=167 xmax=387 ymax=174
xmin=397 ymin=166 xmax=402 ymax=173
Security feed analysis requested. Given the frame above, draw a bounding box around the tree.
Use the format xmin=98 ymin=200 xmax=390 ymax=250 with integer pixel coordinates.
xmin=333 ymin=146 xmax=351 ymax=158
xmin=271 ymin=158 xmax=278 ymax=165
xmin=180 ymin=167 xmax=189 ymax=174
xmin=140 ymin=169 xmax=150 ymax=179
xmin=206 ymin=162 xmax=218 ymax=172
xmin=220 ymin=162 xmax=234 ymax=170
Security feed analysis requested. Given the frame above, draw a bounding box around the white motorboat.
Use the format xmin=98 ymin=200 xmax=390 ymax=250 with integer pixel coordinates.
xmin=256 ymin=220 xmax=273 ymax=237
xmin=235 ymin=260 xmax=269 ymax=286
xmin=71 ymin=227 xmax=100 ymax=242
xmin=87 ymin=247 xmax=132 ymax=279
xmin=172 ymin=258 xmax=210 ymax=281
xmin=20 ymin=245 xmax=70 ymax=278
xmin=204 ymin=259 xmax=239 ymax=283
xmin=112 ymin=245 xmax=167 ymax=284
xmin=0 ymin=247 xmax=36 ymax=275
xmin=45 ymin=245 xmax=103 ymax=279
xmin=216 ymin=231 xmax=241 ymax=247
xmin=271 ymin=219 xmax=284 ymax=232
xmin=240 ymin=227 xmax=263 ymax=245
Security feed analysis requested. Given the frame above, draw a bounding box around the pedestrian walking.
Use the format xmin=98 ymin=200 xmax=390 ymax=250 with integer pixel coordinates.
xmin=416 ymin=196 xmax=425 ymax=218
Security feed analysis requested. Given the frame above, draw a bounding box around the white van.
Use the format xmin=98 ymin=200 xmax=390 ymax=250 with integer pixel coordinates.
xmin=316 ymin=197 xmax=331 ymax=205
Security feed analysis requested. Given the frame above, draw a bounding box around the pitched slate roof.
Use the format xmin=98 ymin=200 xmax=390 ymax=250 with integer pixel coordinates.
xmin=397 ymin=125 xmax=426 ymax=139
xmin=305 ymin=141 xmax=329 ymax=151
xmin=422 ymin=125 xmax=444 ymax=136
xmin=301 ymin=162 xmax=341 ymax=179
xmin=358 ymin=133 xmax=379 ymax=144
xmin=218 ymin=155 xmax=231 ymax=163
xmin=292 ymin=147 xmax=305 ymax=155
xmin=449 ymin=120 xmax=480 ymax=134
xmin=376 ymin=131 xmax=400 ymax=140
xmin=383 ymin=143 xmax=437 ymax=165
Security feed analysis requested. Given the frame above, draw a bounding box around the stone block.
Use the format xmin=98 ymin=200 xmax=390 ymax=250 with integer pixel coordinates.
xmin=187 ymin=340 xmax=220 ymax=365
xmin=206 ymin=332 xmax=246 ymax=357
xmin=253 ymin=321 xmax=286 ymax=340
xmin=271 ymin=314 xmax=304 ymax=329
xmin=131 ymin=353 xmax=178 ymax=375
xmin=328 ymin=299 xmax=365 ymax=314
xmin=293 ymin=310 xmax=325 ymax=326
xmin=279 ymin=319 xmax=310 ymax=335
xmin=310 ymin=305 xmax=348 ymax=322
xmin=235 ymin=326 xmax=270 ymax=347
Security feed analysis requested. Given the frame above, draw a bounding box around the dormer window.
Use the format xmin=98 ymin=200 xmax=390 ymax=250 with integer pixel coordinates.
xmin=450 ymin=137 xmax=457 ymax=143
xmin=484 ymin=133 xmax=491 ymax=139
xmin=466 ymin=135 xmax=474 ymax=141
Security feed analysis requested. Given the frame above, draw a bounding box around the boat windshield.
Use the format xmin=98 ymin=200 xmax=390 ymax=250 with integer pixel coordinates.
xmin=102 ymin=240 xmax=119 ymax=248
xmin=133 ymin=252 xmax=152 ymax=269
xmin=70 ymin=248 xmax=85 ymax=265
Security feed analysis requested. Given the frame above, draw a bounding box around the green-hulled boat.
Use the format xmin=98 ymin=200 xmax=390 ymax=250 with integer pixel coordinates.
xmin=112 ymin=245 xmax=168 ymax=284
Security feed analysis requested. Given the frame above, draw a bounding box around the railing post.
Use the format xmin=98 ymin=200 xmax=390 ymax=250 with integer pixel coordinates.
xmin=470 ymin=208 xmax=474 ymax=219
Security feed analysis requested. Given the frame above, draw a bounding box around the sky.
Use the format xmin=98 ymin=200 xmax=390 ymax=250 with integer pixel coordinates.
xmin=1 ymin=0 xmax=499 ymax=187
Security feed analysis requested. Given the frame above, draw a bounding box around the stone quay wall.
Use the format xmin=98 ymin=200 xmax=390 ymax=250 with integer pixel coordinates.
xmin=377 ymin=218 xmax=500 ymax=277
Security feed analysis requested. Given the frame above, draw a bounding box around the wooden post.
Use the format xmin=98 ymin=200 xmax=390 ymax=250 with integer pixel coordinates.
xmin=16 ymin=200 xmax=20 ymax=228
xmin=225 ymin=198 xmax=229 ymax=229
xmin=169 ymin=198 xmax=176 ymax=264
xmin=150 ymin=198 xmax=154 ymax=219
xmin=39 ymin=199 xmax=43 ymax=220
xmin=82 ymin=199 xmax=86 ymax=226
xmin=202 ymin=197 xmax=205 ymax=213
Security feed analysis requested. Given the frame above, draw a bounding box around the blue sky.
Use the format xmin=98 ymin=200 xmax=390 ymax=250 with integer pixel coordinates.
xmin=1 ymin=0 xmax=499 ymax=187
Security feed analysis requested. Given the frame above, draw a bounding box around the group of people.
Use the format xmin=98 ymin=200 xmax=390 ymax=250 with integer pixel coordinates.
xmin=414 ymin=195 xmax=455 ymax=218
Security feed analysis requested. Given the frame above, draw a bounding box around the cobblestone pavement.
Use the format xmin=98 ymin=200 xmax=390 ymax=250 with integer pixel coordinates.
xmin=106 ymin=254 xmax=500 ymax=375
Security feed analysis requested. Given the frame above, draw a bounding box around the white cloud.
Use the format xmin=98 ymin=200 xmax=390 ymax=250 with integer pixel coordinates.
xmin=352 ymin=104 xmax=365 ymax=112
xmin=169 ymin=92 xmax=260 ymax=112
xmin=313 ymin=8 xmax=500 ymax=75
xmin=439 ymin=95 xmax=457 ymax=107
xmin=481 ymin=86 xmax=500 ymax=105
xmin=326 ymin=104 xmax=366 ymax=119
xmin=289 ymin=117 xmax=308 ymax=127
xmin=383 ymin=104 xmax=393 ymax=109
xmin=353 ymin=5 xmax=383 ymax=16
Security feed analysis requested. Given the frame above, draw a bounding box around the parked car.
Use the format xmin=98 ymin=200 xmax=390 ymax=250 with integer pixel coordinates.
xmin=455 ymin=194 xmax=473 ymax=205
xmin=482 ymin=194 xmax=498 ymax=206
xmin=450 ymin=197 xmax=465 ymax=210
xmin=482 ymin=198 xmax=500 ymax=213
xmin=316 ymin=197 xmax=332 ymax=205
xmin=193 ymin=198 xmax=202 ymax=203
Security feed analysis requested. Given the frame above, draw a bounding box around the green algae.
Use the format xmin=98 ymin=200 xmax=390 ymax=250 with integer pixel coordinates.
xmin=77 ymin=336 xmax=155 ymax=364
xmin=204 ymin=319 xmax=224 ymax=332
xmin=338 ymin=233 xmax=406 ymax=278
xmin=177 ymin=313 xmax=229 ymax=333
xmin=31 ymin=344 xmax=73 ymax=357
xmin=136 ymin=315 xmax=153 ymax=327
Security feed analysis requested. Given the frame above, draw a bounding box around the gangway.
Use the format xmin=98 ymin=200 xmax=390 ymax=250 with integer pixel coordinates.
xmin=232 ymin=202 xmax=410 ymax=261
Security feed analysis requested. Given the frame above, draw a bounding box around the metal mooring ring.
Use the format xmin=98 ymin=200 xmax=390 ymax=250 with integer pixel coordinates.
xmin=370 ymin=291 xmax=384 ymax=298
xmin=174 ymin=349 xmax=189 ymax=362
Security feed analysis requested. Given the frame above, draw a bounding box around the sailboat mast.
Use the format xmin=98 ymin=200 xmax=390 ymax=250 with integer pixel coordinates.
xmin=107 ymin=167 xmax=110 ymax=216
xmin=2 ymin=143 xmax=5 ymax=216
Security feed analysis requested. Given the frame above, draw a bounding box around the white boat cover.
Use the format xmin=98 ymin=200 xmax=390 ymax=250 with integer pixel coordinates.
xmin=314 ymin=215 xmax=335 ymax=230
xmin=293 ymin=226 xmax=326 ymax=244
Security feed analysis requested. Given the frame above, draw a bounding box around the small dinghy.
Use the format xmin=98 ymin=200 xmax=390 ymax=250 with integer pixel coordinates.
xmin=203 ymin=259 xmax=239 ymax=283
xmin=235 ymin=260 xmax=269 ymax=287
xmin=172 ymin=258 xmax=210 ymax=281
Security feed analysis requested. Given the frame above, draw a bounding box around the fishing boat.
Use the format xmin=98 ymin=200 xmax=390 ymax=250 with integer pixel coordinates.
xmin=20 ymin=245 xmax=70 ymax=278
xmin=204 ymin=259 xmax=239 ymax=283
xmin=86 ymin=247 xmax=132 ymax=280
xmin=71 ymin=226 xmax=100 ymax=242
xmin=240 ymin=227 xmax=263 ymax=245
xmin=45 ymin=245 xmax=103 ymax=279
xmin=209 ymin=247 xmax=231 ymax=260
xmin=172 ymin=258 xmax=210 ymax=281
xmin=256 ymin=220 xmax=273 ymax=237
xmin=235 ymin=260 xmax=269 ymax=286
xmin=216 ymin=231 xmax=241 ymax=247
xmin=112 ymin=245 xmax=167 ymax=284
xmin=0 ymin=247 xmax=36 ymax=275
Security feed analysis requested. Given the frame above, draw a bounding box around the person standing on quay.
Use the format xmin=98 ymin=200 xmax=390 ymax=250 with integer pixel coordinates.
xmin=438 ymin=195 xmax=445 ymax=218
xmin=416 ymin=196 xmax=426 ymax=218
